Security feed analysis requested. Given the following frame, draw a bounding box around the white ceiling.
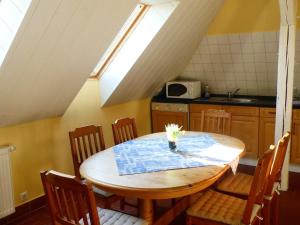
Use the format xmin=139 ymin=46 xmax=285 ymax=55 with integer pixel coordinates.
xmin=0 ymin=0 xmax=225 ymax=126
xmin=0 ymin=0 xmax=137 ymax=126
xmin=101 ymin=0 xmax=225 ymax=105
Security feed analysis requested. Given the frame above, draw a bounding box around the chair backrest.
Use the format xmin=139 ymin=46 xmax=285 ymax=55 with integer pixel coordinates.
xmin=112 ymin=117 xmax=138 ymax=145
xmin=242 ymin=146 xmax=275 ymax=224
xmin=265 ymin=132 xmax=290 ymax=195
xmin=41 ymin=170 xmax=100 ymax=225
xmin=69 ymin=125 xmax=106 ymax=178
xmin=201 ymin=109 xmax=231 ymax=135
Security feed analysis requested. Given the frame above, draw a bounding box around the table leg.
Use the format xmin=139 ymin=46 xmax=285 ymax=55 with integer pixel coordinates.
xmin=139 ymin=199 xmax=154 ymax=225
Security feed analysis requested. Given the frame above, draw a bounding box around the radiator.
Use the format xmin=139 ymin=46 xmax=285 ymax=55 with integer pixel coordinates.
xmin=0 ymin=145 xmax=16 ymax=218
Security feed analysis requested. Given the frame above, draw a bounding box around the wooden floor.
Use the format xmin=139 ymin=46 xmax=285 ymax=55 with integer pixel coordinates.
xmin=4 ymin=166 xmax=300 ymax=225
xmin=4 ymin=190 xmax=300 ymax=225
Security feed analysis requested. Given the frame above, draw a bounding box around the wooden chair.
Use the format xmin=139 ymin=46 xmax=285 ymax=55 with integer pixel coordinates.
xmin=216 ymin=132 xmax=290 ymax=225
xmin=111 ymin=118 xmax=141 ymax=212
xmin=112 ymin=117 xmax=138 ymax=145
xmin=186 ymin=147 xmax=275 ymax=225
xmin=69 ymin=125 xmax=121 ymax=208
xmin=200 ymin=109 xmax=231 ymax=135
xmin=40 ymin=170 xmax=148 ymax=225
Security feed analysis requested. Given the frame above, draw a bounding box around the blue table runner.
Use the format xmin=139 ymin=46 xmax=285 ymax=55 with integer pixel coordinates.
xmin=113 ymin=133 xmax=239 ymax=175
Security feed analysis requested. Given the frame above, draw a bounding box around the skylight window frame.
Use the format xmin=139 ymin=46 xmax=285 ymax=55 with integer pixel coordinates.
xmin=90 ymin=3 xmax=150 ymax=79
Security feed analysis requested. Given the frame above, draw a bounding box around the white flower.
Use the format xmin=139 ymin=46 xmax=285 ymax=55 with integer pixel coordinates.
xmin=165 ymin=124 xmax=185 ymax=142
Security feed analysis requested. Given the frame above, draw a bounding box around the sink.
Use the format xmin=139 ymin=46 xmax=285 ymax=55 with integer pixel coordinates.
xmin=208 ymin=97 xmax=257 ymax=103
xmin=229 ymin=98 xmax=257 ymax=103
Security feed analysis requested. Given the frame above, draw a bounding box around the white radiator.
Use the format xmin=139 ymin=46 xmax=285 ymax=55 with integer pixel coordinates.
xmin=0 ymin=145 xmax=15 ymax=218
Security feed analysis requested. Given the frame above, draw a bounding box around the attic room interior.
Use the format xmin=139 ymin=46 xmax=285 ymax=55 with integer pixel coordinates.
xmin=0 ymin=0 xmax=300 ymax=225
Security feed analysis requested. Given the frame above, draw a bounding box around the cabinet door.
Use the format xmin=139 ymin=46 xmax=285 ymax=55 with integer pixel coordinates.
xmin=291 ymin=120 xmax=300 ymax=163
xmin=259 ymin=117 xmax=275 ymax=157
xmin=230 ymin=115 xmax=259 ymax=158
xmin=190 ymin=113 xmax=202 ymax=131
xmin=189 ymin=104 xmax=222 ymax=132
xmin=152 ymin=110 xmax=188 ymax=132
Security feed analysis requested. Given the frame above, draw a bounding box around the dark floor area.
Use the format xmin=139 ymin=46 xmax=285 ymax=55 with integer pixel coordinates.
xmin=3 ymin=166 xmax=300 ymax=225
xmin=5 ymin=190 xmax=300 ymax=225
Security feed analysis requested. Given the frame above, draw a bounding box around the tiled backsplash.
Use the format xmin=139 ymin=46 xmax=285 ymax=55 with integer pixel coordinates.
xmin=181 ymin=31 xmax=300 ymax=96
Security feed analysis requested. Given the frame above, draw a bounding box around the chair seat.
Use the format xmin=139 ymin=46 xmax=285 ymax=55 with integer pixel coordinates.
xmin=81 ymin=207 xmax=148 ymax=225
xmin=186 ymin=190 xmax=261 ymax=225
xmin=93 ymin=186 xmax=114 ymax=197
xmin=217 ymin=173 xmax=253 ymax=196
xmin=217 ymin=173 xmax=280 ymax=199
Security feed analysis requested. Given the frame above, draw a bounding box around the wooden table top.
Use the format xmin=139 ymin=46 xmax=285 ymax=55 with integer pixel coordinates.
xmin=80 ymin=132 xmax=245 ymax=199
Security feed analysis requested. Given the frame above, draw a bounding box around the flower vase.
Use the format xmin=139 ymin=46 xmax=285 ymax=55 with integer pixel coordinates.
xmin=168 ymin=141 xmax=177 ymax=150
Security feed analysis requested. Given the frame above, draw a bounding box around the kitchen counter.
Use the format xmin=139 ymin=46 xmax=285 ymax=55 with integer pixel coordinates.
xmin=152 ymin=95 xmax=300 ymax=109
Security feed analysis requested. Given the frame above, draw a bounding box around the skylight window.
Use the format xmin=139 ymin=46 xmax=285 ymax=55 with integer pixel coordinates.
xmin=98 ymin=0 xmax=179 ymax=106
xmin=90 ymin=4 xmax=149 ymax=79
xmin=0 ymin=0 xmax=31 ymax=66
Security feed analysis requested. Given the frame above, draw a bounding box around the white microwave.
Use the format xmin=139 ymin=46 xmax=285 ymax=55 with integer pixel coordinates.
xmin=166 ymin=81 xmax=201 ymax=99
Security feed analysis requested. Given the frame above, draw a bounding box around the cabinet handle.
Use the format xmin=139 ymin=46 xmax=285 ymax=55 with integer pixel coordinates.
xmin=269 ymin=112 xmax=276 ymax=115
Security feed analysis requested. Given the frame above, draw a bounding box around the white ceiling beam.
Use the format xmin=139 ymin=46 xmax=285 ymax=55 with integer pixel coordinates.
xmin=279 ymin=0 xmax=297 ymax=25
xmin=275 ymin=0 xmax=297 ymax=191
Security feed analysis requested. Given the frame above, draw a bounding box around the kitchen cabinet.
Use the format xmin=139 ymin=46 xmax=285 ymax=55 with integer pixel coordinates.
xmin=223 ymin=106 xmax=260 ymax=158
xmin=259 ymin=108 xmax=276 ymax=157
xmin=189 ymin=104 xmax=222 ymax=131
xmin=151 ymin=101 xmax=300 ymax=163
xmin=151 ymin=103 xmax=188 ymax=132
xmin=189 ymin=104 xmax=260 ymax=158
xmin=291 ymin=109 xmax=300 ymax=163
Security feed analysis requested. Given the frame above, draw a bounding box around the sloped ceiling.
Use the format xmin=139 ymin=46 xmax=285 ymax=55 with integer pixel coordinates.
xmin=0 ymin=0 xmax=137 ymax=127
xmin=101 ymin=0 xmax=225 ymax=105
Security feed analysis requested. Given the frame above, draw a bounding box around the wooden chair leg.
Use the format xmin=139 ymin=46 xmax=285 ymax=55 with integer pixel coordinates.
xmin=104 ymin=200 xmax=110 ymax=209
xmin=272 ymin=192 xmax=280 ymax=225
xmin=137 ymin=199 xmax=141 ymax=217
xmin=120 ymin=198 xmax=141 ymax=216
xmin=120 ymin=198 xmax=125 ymax=210
xmin=262 ymin=200 xmax=271 ymax=225
xmin=186 ymin=216 xmax=192 ymax=225
xmin=172 ymin=198 xmax=177 ymax=206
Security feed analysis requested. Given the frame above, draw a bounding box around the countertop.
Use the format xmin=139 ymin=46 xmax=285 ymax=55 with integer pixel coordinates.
xmin=152 ymin=95 xmax=300 ymax=109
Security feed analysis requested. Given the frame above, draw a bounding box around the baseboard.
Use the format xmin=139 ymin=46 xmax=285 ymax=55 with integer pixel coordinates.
xmin=0 ymin=195 xmax=46 ymax=225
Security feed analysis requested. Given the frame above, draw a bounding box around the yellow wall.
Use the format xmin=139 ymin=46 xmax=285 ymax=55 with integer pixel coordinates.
xmin=207 ymin=0 xmax=282 ymax=34
xmin=0 ymin=118 xmax=58 ymax=206
xmin=52 ymin=80 xmax=151 ymax=174
xmin=1 ymin=80 xmax=151 ymax=206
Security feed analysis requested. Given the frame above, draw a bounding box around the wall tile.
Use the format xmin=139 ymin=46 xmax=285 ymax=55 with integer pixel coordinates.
xmin=252 ymin=32 xmax=264 ymax=43
xmin=181 ymin=31 xmax=300 ymax=96
xmin=228 ymin=34 xmax=240 ymax=44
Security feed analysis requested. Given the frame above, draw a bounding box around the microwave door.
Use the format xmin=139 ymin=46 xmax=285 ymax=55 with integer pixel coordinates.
xmin=168 ymin=84 xmax=187 ymax=96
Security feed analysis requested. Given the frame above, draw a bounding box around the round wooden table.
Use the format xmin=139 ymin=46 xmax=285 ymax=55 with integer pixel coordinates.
xmin=80 ymin=132 xmax=245 ymax=225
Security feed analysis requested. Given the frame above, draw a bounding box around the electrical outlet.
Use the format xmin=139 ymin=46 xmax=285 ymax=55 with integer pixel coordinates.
xmin=20 ymin=191 xmax=28 ymax=201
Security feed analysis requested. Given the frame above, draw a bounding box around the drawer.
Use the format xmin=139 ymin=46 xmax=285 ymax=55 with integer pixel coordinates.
xmin=293 ymin=109 xmax=300 ymax=120
xmin=260 ymin=108 xmax=276 ymax=118
xmin=189 ymin=104 xmax=222 ymax=113
xmin=223 ymin=106 xmax=259 ymax=117
xmin=151 ymin=103 xmax=188 ymax=112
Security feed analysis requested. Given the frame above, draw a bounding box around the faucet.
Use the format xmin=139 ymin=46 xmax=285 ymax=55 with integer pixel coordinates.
xmin=227 ymin=88 xmax=240 ymax=99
